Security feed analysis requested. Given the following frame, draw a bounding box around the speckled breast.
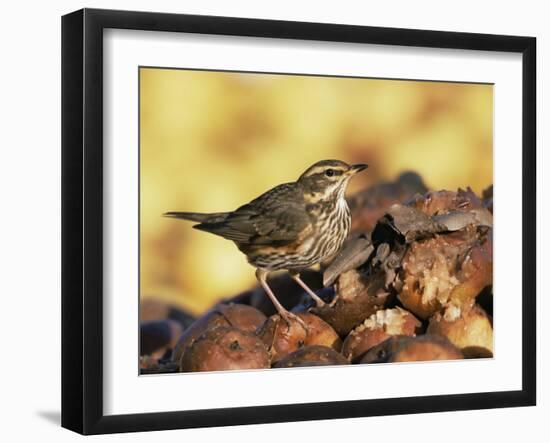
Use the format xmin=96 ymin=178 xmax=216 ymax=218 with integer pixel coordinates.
xmin=247 ymin=197 xmax=351 ymax=271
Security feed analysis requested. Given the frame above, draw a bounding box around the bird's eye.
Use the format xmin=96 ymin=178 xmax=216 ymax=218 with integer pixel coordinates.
xmin=325 ymin=169 xmax=335 ymax=177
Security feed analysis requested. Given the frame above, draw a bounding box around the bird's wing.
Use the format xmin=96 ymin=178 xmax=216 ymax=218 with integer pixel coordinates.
xmin=195 ymin=183 xmax=310 ymax=245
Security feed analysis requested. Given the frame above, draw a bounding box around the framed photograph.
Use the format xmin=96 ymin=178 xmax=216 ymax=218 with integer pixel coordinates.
xmin=61 ymin=8 xmax=536 ymax=435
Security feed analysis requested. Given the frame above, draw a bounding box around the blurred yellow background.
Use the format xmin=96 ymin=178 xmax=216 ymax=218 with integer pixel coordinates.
xmin=140 ymin=68 xmax=493 ymax=314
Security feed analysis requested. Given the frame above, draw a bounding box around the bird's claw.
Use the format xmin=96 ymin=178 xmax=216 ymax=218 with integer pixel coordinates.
xmin=280 ymin=311 xmax=309 ymax=333
xmin=314 ymin=299 xmax=326 ymax=308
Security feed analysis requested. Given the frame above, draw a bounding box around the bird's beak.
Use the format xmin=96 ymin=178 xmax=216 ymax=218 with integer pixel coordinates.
xmin=349 ymin=163 xmax=368 ymax=174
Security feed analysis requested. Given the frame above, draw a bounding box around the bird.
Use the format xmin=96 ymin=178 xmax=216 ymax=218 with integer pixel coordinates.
xmin=164 ymin=159 xmax=367 ymax=326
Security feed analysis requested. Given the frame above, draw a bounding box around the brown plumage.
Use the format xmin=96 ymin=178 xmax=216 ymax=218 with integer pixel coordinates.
xmin=165 ymin=159 xmax=367 ymax=325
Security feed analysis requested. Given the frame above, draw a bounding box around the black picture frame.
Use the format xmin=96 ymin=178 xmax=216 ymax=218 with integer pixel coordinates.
xmin=61 ymin=8 xmax=536 ymax=435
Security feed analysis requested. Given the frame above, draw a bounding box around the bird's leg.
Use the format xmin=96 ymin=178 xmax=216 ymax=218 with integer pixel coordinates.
xmin=288 ymin=271 xmax=326 ymax=308
xmin=255 ymin=268 xmax=307 ymax=331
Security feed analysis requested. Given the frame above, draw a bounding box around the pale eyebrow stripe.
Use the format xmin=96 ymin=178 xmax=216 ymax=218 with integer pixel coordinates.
xmin=307 ymin=165 xmax=345 ymax=176
xmin=306 ymin=166 xmax=327 ymax=175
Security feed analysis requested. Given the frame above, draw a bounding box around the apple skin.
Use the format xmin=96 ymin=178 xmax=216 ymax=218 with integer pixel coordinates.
xmin=273 ymin=345 xmax=349 ymax=368
xmin=342 ymin=307 xmax=421 ymax=362
xmin=180 ymin=326 xmax=270 ymax=372
xmin=257 ymin=312 xmax=341 ymax=363
xmin=172 ymin=303 xmax=266 ymax=365
xmin=361 ymin=335 xmax=463 ymax=364
xmin=427 ymin=304 xmax=493 ymax=357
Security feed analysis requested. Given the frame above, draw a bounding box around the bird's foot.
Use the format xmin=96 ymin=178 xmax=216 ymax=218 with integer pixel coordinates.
xmin=288 ymin=272 xmax=326 ymax=308
xmin=310 ymin=294 xmax=326 ymax=309
xmin=280 ymin=310 xmax=309 ymax=333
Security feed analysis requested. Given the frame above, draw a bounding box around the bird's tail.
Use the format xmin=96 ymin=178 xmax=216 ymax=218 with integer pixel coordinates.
xmin=163 ymin=211 xmax=229 ymax=224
